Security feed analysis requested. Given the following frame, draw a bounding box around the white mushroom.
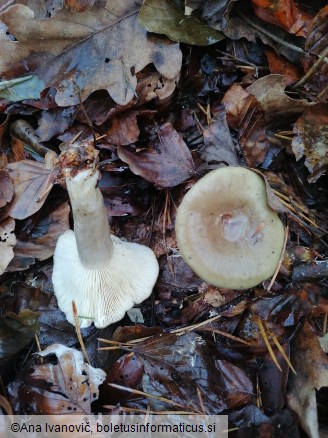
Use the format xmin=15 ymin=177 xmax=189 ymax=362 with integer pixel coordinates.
xmin=52 ymin=147 xmax=159 ymax=329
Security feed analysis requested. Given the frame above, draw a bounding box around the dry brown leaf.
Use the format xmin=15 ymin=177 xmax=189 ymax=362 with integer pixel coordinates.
xmin=0 ymin=217 xmax=16 ymax=275
xmin=65 ymin=0 xmax=106 ymax=12
xmin=222 ymin=84 xmax=269 ymax=167
xmin=117 ymin=123 xmax=194 ymax=188
xmin=199 ymin=109 xmax=239 ymax=168
xmin=8 ymin=202 xmax=70 ymax=271
xmin=292 ymin=103 xmax=328 ymax=182
xmin=247 ymin=75 xmax=312 ymax=124
xmin=288 ymin=321 xmax=328 ymax=438
xmin=0 ymin=170 xmax=14 ymax=208
xmin=11 ymin=344 xmax=106 ymax=414
xmin=6 ymin=160 xmax=58 ymax=220
xmin=104 ymin=112 xmax=140 ymax=146
xmin=0 ymin=2 xmax=182 ymax=106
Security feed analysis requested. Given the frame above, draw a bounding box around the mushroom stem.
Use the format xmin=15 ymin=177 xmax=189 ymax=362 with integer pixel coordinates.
xmin=66 ymin=169 xmax=113 ymax=268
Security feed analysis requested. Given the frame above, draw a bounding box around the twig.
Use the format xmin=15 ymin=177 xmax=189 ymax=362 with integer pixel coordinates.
xmin=293 ymin=45 xmax=328 ymax=88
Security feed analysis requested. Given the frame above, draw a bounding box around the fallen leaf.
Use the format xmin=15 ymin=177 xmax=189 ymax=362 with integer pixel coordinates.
xmin=0 ymin=218 xmax=17 ymax=275
xmin=6 ymin=160 xmax=57 ymax=220
xmin=9 ymin=344 xmax=106 ymax=414
xmin=222 ymin=84 xmax=269 ymax=167
xmin=104 ymin=112 xmax=140 ymax=146
xmin=288 ymin=321 xmax=328 ymax=438
xmin=0 ymin=2 xmax=182 ymax=106
xmin=0 ymin=170 xmax=14 ymax=208
xmin=251 ymin=0 xmax=312 ymax=36
xmin=247 ymin=75 xmax=311 ymax=124
xmin=101 ymin=353 xmax=144 ymax=404
xmin=0 ymin=75 xmax=44 ymax=101
xmin=292 ymin=103 xmax=328 ymax=182
xmin=199 ymin=109 xmax=239 ymax=167
xmin=0 ymin=309 xmax=40 ymax=360
xmin=185 ymin=0 xmax=237 ymax=31
xmin=35 ymin=107 xmax=76 ymax=142
xmin=8 ymin=201 xmax=70 ymax=271
xmin=132 ymin=332 xmax=252 ymax=413
xmin=65 ymin=0 xmax=106 ymax=12
xmin=117 ymin=123 xmax=194 ymax=188
xmin=265 ymin=49 xmax=301 ymax=85
xmin=139 ymin=0 xmax=225 ymax=46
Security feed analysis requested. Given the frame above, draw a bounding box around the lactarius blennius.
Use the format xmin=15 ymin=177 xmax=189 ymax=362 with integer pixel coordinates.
xmin=175 ymin=167 xmax=285 ymax=289
xmin=52 ymin=144 xmax=159 ymax=328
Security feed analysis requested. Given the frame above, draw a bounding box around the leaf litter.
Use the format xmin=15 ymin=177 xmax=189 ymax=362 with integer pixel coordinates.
xmin=0 ymin=0 xmax=327 ymax=436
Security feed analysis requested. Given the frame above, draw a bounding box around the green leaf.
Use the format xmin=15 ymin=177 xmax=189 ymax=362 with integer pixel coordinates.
xmin=0 ymin=75 xmax=44 ymax=101
xmin=139 ymin=0 xmax=225 ymax=46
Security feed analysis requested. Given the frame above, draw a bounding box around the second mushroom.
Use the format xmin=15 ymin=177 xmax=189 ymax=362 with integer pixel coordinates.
xmin=175 ymin=167 xmax=285 ymax=290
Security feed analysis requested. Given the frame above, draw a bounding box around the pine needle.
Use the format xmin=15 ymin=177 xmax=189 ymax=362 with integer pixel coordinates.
xmin=72 ymin=300 xmax=91 ymax=365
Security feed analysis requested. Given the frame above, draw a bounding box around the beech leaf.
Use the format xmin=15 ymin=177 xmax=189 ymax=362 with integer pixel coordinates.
xmin=139 ymin=0 xmax=225 ymax=46
xmin=6 ymin=160 xmax=57 ymax=220
xmin=117 ymin=123 xmax=194 ymax=188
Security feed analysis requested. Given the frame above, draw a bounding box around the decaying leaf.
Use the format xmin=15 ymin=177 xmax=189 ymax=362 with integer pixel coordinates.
xmin=0 ymin=217 xmax=17 ymax=275
xmin=8 ymin=202 xmax=70 ymax=271
xmin=222 ymin=84 xmax=269 ymax=167
xmin=35 ymin=107 xmax=76 ymax=142
xmin=9 ymin=344 xmax=106 ymax=414
xmin=6 ymin=160 xmax=58 ymax=220
xmin=117 ymin=123 xmax=194 ymax=187
xmin=0 ymin=2 xmax=182 ymax=106
xmin=104 ymin=111 xmax=141 ymax=146
xmin=131 ymin=332 xmax=253 ymax=413
xmin=199 ymin=109 xmax=239 ymax=168
xmin=292 ymin=103 xmax=328 ymax=182
xmin=288 ymin=321 xmax=328 ymax=438
xmin=139 ymin=0 xmax=225 ymax=46
xmin=0 ymin=309 xmax=40 ymax=360
xmin=247 ymin=75 xmax=312 ymax=124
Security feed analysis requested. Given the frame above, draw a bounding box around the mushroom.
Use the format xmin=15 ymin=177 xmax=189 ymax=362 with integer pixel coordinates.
xmin=175 ymin=167 xmax=285 ymax=289
xmin=52 ymin=144 xmax=159 ymax=328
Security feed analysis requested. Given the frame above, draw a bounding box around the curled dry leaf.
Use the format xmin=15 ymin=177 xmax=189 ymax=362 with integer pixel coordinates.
xmin=222 ymin=84 xmax=269 ymax=167
xmin=0 ymin=2 xmax=182 ymax=106
xmin=6 ymin=160 xmax=58 ymax=220
xmin=292 ymin=103 xmax=328 ymax=182
xmin=117 ymin=123 xmax=194 ymax=188
xmin=247 ymin=75 xmax=312 ymax=124
xmin=9 ymin=344 xmax=106 ymax=414
xmin=288 ymin=321 xmax=328 ymax=438
xmin=0 ymin=217 xmax=17 ymax=275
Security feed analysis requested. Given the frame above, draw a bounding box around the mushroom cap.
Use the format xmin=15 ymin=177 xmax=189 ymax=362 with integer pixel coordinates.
xmin=175 ymin=167 xmax=285 ymax=290
xmin=52 ymin=232 xmax=159 ymax=328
